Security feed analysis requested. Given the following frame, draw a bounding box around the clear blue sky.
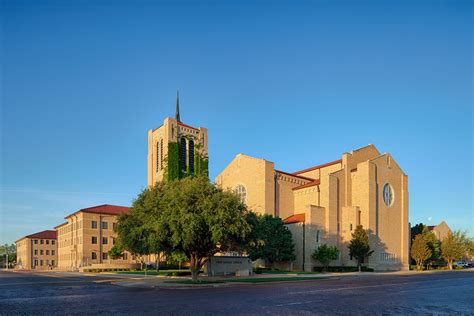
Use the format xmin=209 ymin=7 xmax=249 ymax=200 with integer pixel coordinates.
xmin=1 ymin=0 xmax=472 ymax=244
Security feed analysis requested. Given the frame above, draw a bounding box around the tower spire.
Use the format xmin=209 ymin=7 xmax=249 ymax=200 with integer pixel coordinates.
xmin=175 ymin=90 xmax=181 ymax=122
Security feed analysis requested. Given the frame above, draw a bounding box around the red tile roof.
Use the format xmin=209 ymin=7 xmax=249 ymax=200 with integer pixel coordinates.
xmin=66 ymin=204 xmax=130 ymax=218
xmin=293 ymin=159 xmax=342 ymax=175
xmin=275 ymin=169 xmax=315 ymax=182
xmin=292 ymin=180 xmax=321 ymax=191
xmin=26 ymin=230 xmax=57 ymax=239
xmin=178 ymin=121 xmax=199 ymax=131
xmin=283 ymin=213 xmax=305 ymax=224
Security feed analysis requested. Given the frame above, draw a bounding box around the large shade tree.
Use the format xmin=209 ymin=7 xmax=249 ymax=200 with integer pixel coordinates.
xmin=441 ymin=230 xmax=470 ymax=270
xmin=115 ymin=176 xmax=251 ymax=281
xmin=411 ymin=234 xmax=432 ymax=270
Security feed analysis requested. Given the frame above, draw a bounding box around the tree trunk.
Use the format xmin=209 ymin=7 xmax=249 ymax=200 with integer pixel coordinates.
xmin=156 ymin=254 xmax=159 ymax=272
xmin=448 ymin=259 xmax=453 ymax=270
xmin=190 ymin=255 xmax=199 ymax=282
xmin=358 ymin=262 xmax=361 ymax=273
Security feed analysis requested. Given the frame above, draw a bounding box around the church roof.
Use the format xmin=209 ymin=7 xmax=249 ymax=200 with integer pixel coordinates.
xmin=275 ymin=169 xmax=315 ymax=182
xmin=292 ymin=159 xmax=342 ymax=175
xmin=292 ymin=180 xmax=321 ymax=191
xmin=283 ymin=213 xmax=305 ymax=224
xmin=178 ymin=121 xmax=199 ymax=131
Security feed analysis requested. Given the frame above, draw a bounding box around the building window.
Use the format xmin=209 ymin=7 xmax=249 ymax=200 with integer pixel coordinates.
xmin=92 ymin=221 xmax=97 ymax=229
xmin=45 ymin=260 xmax=49 ymax=266
xmin=350 ymin=224 xmax=353 ymax=231
xmin=101 ymin=222 xmax=108 ymax=229
xmin=46 ymin=250 xmax=49 ymax=255
xmin=46 ymin=240 xmax=49 ymax=245
xmin=40 ymin=250 xmax=44 ymax=255
xmin=40 ymin=260 xmax=43 ymax=266
xmin=92 ymin=236 xmax=97 ymax=244
xmin=52 ymin=250 xmax=55 ymax=255
xmin=382 ymin=183 xmax=394 ymax=207
xmin=156 ymin=141 xmax=160 ymax=171
xmin=34 ymin=249 xmax=38 ymax=255
xmin=40 ymin=240 xmax=44 ymax=244
xmin=92 ymin=252 xmax=97 ymax=260
xmin=316 ymin=230 xmax=320 ymax=243
xmin=34 ymin=260 xmax=38 ymax=266
xmin=233 ymin=185 xmax=247 ymax=203
xmin=160 ymin=139 xmax=164 ymax=170
xmin=51 ymin=260 xmax=55 ymax=266
xmin=189 ymin=140 xmax=194 ymax=173
xmin=52 ymin=240 xmax=55 ymax=245
xmin=122 ymin=253 xmax=128 ymax=260
xmin=34 ymin=240 xmax=38 ymax=244
xmin=102 ymin=253 xmax=108 ymax=260
xmin=102 ymin=237 xmax=108 ymax=245
xmin=179 ymin=137 xmax=187 ymax=172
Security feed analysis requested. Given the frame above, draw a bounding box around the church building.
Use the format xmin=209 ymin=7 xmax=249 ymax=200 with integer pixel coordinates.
xmin=147 ymin=96 xmax=409 ymax=272
xmin=215 ymin=145 xmax=410 ymax=271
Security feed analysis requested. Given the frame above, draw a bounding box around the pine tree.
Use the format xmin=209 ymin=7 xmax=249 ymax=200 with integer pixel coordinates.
xmin=348 ymin=225 xmax=374 ymax=272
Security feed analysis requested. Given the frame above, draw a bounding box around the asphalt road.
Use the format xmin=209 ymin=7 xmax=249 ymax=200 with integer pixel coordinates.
xmin=0 ymin=269 xmax=473 ymax=315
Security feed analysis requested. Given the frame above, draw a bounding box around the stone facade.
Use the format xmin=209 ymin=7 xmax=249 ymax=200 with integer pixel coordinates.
xmin=147 ymin=116 xmax=208 ymax=186
xmin=16 ymin=230 xmax=57 ymax=270
xmin=56 ymin=205 xmax=134 ymax=271
xmin=215 ymin=144 xmax=410 ymax=271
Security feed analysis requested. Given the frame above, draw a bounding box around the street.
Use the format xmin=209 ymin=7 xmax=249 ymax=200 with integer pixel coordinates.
xmin=0 ymin=270 xmax=473 ymax=315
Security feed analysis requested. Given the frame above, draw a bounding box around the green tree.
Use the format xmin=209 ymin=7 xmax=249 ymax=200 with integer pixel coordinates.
xmin=166 ymin=251 xmax=188 ymax=270
xmin=410 ymin=223 xmax=426 ymax=241
xmin=245 ymin=214 xmax=296 ymax=267
xmin=348 ymin=225 xmax=374 ymax=272
xmin=421 ymin=227 xmax=440 ymax=268
xmin=0 ymin=244 xmax=16 ymax=268
xmin=312 ymin=244 xmax=339 ymax=271
xmin=441 ymin=230 xmax=470 ymax=270
xmin=411 ymin=234 xmax=432 ymax=270
xmin=118 ymin=176 xmax=250 ymax=281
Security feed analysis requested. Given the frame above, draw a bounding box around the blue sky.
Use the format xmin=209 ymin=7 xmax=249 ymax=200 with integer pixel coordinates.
xmin=1 ymin=0 xmax=472 ymax=243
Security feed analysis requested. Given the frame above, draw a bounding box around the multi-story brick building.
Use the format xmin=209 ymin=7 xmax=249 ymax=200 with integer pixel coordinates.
xmin=56 ymin=204 xmax=134 ymax=271
xmin=16 ymin=230 xmax=57 ymax=270
xmin=215 ymin=144 xmax=410 ymax=271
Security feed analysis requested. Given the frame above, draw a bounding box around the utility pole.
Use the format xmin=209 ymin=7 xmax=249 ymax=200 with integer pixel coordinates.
xmin=5 ymin=254 xmax=8 ymax=270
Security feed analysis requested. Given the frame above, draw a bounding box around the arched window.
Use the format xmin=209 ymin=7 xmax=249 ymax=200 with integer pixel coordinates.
xmin=179 ymin=137 xmax=187 ymax=172
xmin=233 ymin=185 xmax=247 ymax=203
xmin=189 ymin=140 xmax=194 ymax=173
xmin=160 ymin=139 xmax=164 ymax=170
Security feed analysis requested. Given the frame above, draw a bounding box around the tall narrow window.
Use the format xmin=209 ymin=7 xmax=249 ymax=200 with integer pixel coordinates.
xmin=189 ymin=140 xmax=194 ymax=173
xmin=179 ymin=137 xmax=187 ymax=172
xmin=156 ymin=141 xmax=160 ymax=171
xmin=160 ymin=139 xmax=164 ymax=170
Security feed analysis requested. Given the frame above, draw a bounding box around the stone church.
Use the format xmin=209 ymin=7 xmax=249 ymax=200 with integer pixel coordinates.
xmin=148 ymin=96 xmax=410 ymax=271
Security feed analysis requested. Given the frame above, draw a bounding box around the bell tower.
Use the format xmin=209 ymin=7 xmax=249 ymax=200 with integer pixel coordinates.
xmin=147 ymin=93 xmax=208 ymax=186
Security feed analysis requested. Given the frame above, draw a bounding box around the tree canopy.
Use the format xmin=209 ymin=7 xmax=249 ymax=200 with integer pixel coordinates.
xmin=441 ymin=230 xmax=470 ymax=270
xmin=115 ymin=176 xmax=251 ymax=280
xmin=312 ymin=244 xmax=339 ymax=271
xmin=411 ymin=234 xmax=432 ymax=270
xmin=245 ymin=214 xmax=296 ymax=265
